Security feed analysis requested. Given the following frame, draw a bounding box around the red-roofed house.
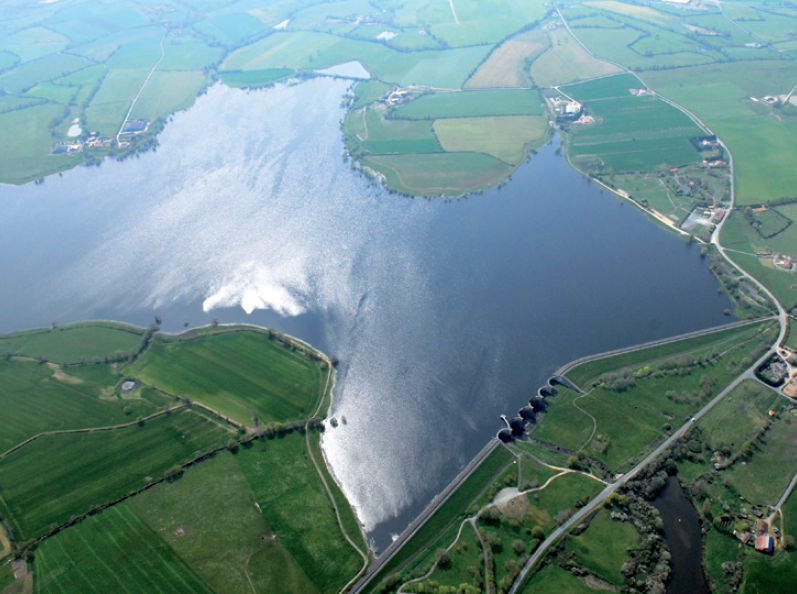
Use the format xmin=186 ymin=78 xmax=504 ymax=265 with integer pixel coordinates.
xmin=755 ymin=535 xmax=774 ymax=553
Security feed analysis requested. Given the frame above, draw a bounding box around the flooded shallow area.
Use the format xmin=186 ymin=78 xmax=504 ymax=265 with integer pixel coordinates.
xmin=652 ymin=478 xmax=711 ymax=594
xmin=0 ymin=78 xmax=734 ymax=551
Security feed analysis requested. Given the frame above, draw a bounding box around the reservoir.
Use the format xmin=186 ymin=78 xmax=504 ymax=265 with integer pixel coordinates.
xmin=0 ymin=78 xmax=733 ymax=552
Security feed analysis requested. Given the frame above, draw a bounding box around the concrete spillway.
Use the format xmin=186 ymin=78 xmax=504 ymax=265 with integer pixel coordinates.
xmin=519 ymin=406 xmax=536 ymax=421
xmin=528 ymin=396 xmax=546 ymax=412
xmin=549 ymin=375 xmax=582 ymax=393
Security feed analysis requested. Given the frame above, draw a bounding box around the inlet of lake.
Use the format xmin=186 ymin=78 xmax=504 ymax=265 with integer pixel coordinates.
xmin=0 ymin=77 xmax=734 ymax=552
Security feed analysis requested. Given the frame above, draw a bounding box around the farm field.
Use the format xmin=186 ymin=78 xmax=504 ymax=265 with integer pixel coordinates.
xmin=465 ymin=29 xmax=548 ymax=89
xmin=364 ymin=152 xmax=512 ymax=196
xmin=129 ymin=451 xmax=318 ymax=594
xmin=0 ymin=317 xmax=364 ymax=592
xmin=530 ymin=26 xmax=621 ymax=88
xmin=234 ymin=432 xmax=363 ymax=594
xmin=562 ymin=74 xmax=705 ymax=174
xmin=34 ymin=504 xmax=216 ymax=594
xmin=0 ymin=409 xmax=232 ymax=540
xmin=643 ymin=61 xmax=797 ymax=205
xmin=127 ymin=329 xmax=328 ymax=426
xmin=391 ymin=89 xmax=544 ymax=120
xmin=0 ymin=359 xmax=160 ymax=454
xmin=128 ymin=71 xmax=208 ymax=122
xmin=565 ymin=509 xmax=639 ymax=585
xmin=720 ymin=212 xmax=797 ymax=310
xmin=0 ymin=321 xmax=142 ymax=363
xmin=681 ymin=378 xmax=797 ymax=505
xmin=433 ymin=115 xmax=548 ymax=164
xmin=348 ymin=107 xmax=441 ymax=155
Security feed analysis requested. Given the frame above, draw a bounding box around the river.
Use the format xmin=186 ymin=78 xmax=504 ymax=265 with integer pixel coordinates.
xmin=0 ymin=77 xmax=734 ymax=552
xmin=652 ymin=478 xmax=711 ymax=594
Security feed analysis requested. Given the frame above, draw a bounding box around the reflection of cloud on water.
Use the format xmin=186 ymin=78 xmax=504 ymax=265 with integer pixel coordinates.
xmin=50 ymin=78 xmax=448 ymax=534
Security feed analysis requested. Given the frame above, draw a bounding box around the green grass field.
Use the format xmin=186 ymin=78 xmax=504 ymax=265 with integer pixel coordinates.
xmin=433 ymin=115 xmax=549 ymax=164
xmin=129 ymin=451 xmax=317 ymax=594
xmin=129 ymin=330 xmax=327 ymax=426
xmin=129 ymin=71 xmax=207 ymax=122
xmin=0 ymin=53 xmax=93 ymax=94
xmin=548 ymin=323 xmax=777 ymax=471
xmin=565 ymin=509 xmax=639 ymax=585
xmin=392 ymin=89 xmax=544 ymax=120
xmin=365 ymin=445 xmax=513 ymax=592
xmin=698 ymin=380 xmax=778 ymax=452
xmin=425 ymin=522 xmax=482 ymax=588
xmin=219 ymin=68 xmax=294 ymax=88
xmin=565 ymin=321 xmax=768 ymax=388
xmin=724 ymin=406 xmax=797 ymax=505
xmin=563 ymin=75 xmax=704 ymax=173
xmin=519 ymin=563 xmax=599 ymax=594
xmin=0 ymin=322 xmax=142 ymax=364
xmin=235 ymin=432 xmax=363 ymax=594
xmin=523 ymin=472 xmax=604 ymax=533
xmin=740 ymin=550 xmax=797 ymax=594
xmin=0 ymin=359 xmax=159 ymax=454
xmin=0 ymin=409 xmax=231 ymax=540
xmin=643 ymin=61 xmax=797 ymax=205
xmin=352 ymin=107 xmax=441 ymax=155
xmin=34 ymin=504 xmax=216 ymax=594
xmin=530 ymin=26 xmax=622 ymax=88
xmin=531 ymin=387 xmax=594 ymax=452
xmin=364 ymin=152 xmax=512 ymax=196
xmin=0 ymin=103 xmax=82 ymax=184
xmin=465 ymin=28 xmax=549 ymax=89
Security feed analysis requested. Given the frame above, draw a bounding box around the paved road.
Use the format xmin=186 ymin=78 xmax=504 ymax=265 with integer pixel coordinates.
xmin=776 ymin=463 xmax=797 ymax=512
xmin=555 ymin=318 xmax=770 ymax=378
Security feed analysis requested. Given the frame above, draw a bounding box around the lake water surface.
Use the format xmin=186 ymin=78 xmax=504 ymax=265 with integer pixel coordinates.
xmin=0 ymin=78 xmax=733 ymax=551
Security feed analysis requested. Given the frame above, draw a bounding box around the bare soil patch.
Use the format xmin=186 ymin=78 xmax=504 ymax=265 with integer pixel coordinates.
xmin=46 ymin=363 xmax=82 ymax=385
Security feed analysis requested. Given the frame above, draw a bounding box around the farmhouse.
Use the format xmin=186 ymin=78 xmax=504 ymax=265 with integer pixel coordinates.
xmin=734 ymin=530 xmax=752 ymax=545
xmin=755 ymin=535 xmax=774 ymax=553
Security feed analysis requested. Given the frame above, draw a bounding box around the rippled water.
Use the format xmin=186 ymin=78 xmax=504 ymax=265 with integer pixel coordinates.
xmin=0 ymin=78 xmax=733 ymax=551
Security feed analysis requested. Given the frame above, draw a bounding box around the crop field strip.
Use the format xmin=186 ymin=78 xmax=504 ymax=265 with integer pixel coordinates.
xmin=34 ymin=504 xmax=216 ymax=594
xmin=0 ymin=408 xmax=232 ymax=540
xmin=129 ymin=329 xmax=327 ymax=426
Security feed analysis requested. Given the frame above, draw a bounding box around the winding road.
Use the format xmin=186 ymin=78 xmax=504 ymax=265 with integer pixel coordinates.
xmin=502 ymin=8 xmax=795 ymax=593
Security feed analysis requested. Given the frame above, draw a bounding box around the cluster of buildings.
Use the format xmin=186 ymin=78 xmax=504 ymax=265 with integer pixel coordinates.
xmin=699 ymin=205 xmax=725 ymax=223
xmin=734 ymin=519 xmax=775 ymax=553
xmin=773 ymin=253 xmax=797 ymax=273
xmin=385 ymin=88 xmax=412 ymax=106
xmin=548 ymin=96 xmax=582 ymax=120
xmin=52 ymin=131 xmax=108 ymax=155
